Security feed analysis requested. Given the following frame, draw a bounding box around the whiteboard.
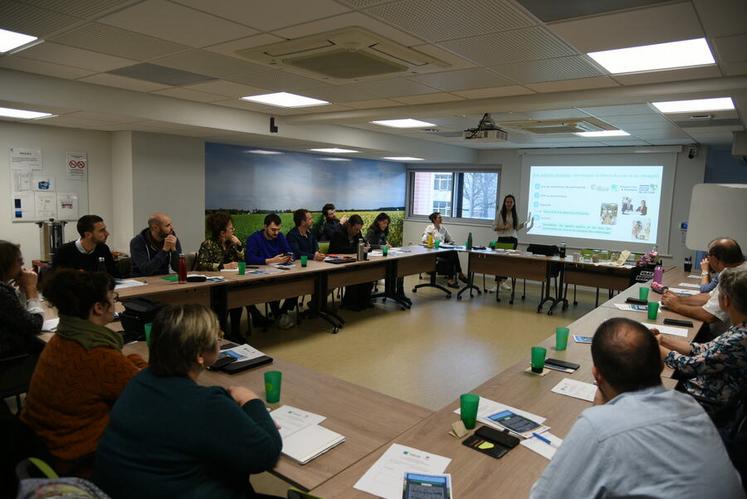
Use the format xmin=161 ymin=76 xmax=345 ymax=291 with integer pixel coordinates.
xmin=686 ymin=183 xmax=747 ymax=251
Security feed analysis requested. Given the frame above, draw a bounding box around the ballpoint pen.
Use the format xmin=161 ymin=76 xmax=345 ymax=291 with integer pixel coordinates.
xmin=532 ymin=432 xmax=554 ymax=446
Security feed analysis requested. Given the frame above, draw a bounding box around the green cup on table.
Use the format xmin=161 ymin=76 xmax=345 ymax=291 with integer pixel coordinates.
xmin=555 ymin=327 xmax=570 ymax=351
xmin=300 ymin=255 xmax=308 ymax=267
xmin=264 ymin=370 xmax=282 ymax=404
xmin=460 ymin=393 xmax=480 ymax=430
xmin=647 ymin=301 xmax=659 ymax=320
xmin=434 ymin=239 xmax=441 ymax=249
xmin=639 ymin=287 xmax=649 ymax=301
xmin=382 ymin=244 xmax=389 ymax=256
xmin=531 ymin=346 xmax=547 ymax=373
xmin=237 ymin=261 xmax=246 ymax=275
xmin=144 ymin=322 xmax=153 ymax=347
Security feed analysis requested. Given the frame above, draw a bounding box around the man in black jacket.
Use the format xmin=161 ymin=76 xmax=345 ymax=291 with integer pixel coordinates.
xmin=129 ymin=212 xmax=182 ymax=276
xmin=52 ymin=214 xmax=117 ymax=276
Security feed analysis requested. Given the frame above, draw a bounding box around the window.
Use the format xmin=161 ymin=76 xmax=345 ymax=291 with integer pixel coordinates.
xmin=409 ymin=170 xmax=500 ymax=221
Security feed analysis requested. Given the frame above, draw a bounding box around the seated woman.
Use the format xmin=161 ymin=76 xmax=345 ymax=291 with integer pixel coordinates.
xmin=21 ymin=269 xmax=146 ymax=476
xmin=0 ymin=240 xmax=43 ymax=359
xmin=94 ymin=304 xmax=282 ymax=498
xmin=330 ymin=214 xmax=373 ymax=310
xmin=654 ymin=267 xmax=747 ymax=417
xmin=365 ymin=213 xmax=408 ymax=301
xmin=196 ymin=212 xmax=267 ymax=338
xmin=421 ymin=212 xmax=466 ymax=288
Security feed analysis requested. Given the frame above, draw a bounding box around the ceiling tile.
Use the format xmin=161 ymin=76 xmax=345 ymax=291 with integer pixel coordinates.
xmin=51 ymin=23 xmax=190 ymax=61
xmin=549 ymin=3 xmax=703 ymax=53
xmin=318 ymin=78 xmax=440 ymax=102
xmin=18 ymin=42 xmax=136 ymax=72
xmin=204 ymin=34 xmax=286 ymax=58
xmin=693 ymin=0 xmax=747 ymax=37
xmin=0 ymin=1 xmax=83 ymax=37
xmin=184 ymin=80 xmax=268 ymax=98
xmin=391 ymin=93 xmax=465 ymax=105
xmin=491 ymin=56 xmax=603 ymax=83
xmin=340 ymin=98 xmax=403 ymax=109
xmin=723 ymin=61 xmax=747 ymax=76
xmin=453 ymin=85 xmax=535 ymax=99
xmin=516 ymin=0 xmax=672 ymax=22
xmin=441 ymin=26 xmax=577 ymax=66
xmin=712 ymin=34 xmax=747 ymax=64
xmin=152 ymin=87 xmax=226 ymax=103
xmin=337 ymin=0 xmax=390 ymax=7
xmin=98 ymin=0 xmax=258 ymax=48
xmin=364 ymin=0 xmax=536 ymax=42
xmin=0 ymin=56 xmax=95 ymax=79
xmin=20 ymin=0 xmax=136 ymax=19
xmin=525 ymin=76 xmax=619 ymax=93
xmin=408 ymin=68 xmax=514 ymax=91
xmin=272 ymin=12 xmax=424 ymax=47
xmin=613 ymin=65 xmax=722 ymax=86
xmin=108 ymin=63 xmax=216 ymax=86
xmin=219 ymin=69 xmax=336 ymax=94
xmin=78 ymin=73 xmax=171 ymax=92
xmin=524 ymin=109 xmax=594 ymax=120
xmin=173 ymin=0 xmax=349 ymax=31
xmin=409 ymin=44 xmax=476 ymax=71
xmin=63 ymin=111 xmax=140 ymax=124
xmin=599 ymin=139 xmax=650 ymax=146
xmin=151 ymin=50 xmax=272 ymax=83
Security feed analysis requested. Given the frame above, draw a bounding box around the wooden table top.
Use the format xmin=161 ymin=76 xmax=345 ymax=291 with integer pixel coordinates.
xmin=124 ymin=342 xmax=431 ymax=491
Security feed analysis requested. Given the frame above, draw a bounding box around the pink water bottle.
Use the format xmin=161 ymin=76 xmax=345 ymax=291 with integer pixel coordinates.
xmin=653 ymin=264 xmax=663 ymax=284
xmin=178 ymin=254 xmax=187 ymax=284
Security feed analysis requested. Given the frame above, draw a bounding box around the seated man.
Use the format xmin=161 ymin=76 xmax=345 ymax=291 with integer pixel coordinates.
xmin=663 ymin=238 xmax=746 ymax=324
xmin=245 ymin=213 xmax=297 ymax=329
xmin=286 ymin=209 xmax=325 ymax=262
xmin=531 ymin=317 xmax=744 ymax=499
xmin=129 ymin=212 xmax=182 ymax=276
xmin=315 ymin=203 xmax=345 ymax=242
xmin=53 ymin=215 xmax=117 ymax=276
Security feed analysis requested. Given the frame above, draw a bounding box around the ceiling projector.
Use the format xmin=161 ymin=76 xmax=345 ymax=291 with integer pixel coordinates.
xmin=463 ymin=113 xmax=508 ymax=142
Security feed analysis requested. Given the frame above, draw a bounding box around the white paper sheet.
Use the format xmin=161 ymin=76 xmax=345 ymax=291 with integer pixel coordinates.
xmin=270 ymin=405 xmax=326 ymax=439
xmin=642 ymin=323 xmax=689 ymax=337
xmin=551 ymin=378 xmax=597 ymax=402
xmin=677 ymin=282 xmax=700 ymax=289
xmin=10 ymin=147 xmax=42 ymax=170
xmin=520 ymin=432 xmax=563 ymax=460
xmin=31 ymin=175 xmax=54 ymax=192
xmin=11 ymin=191 xmax=34 ymax=220
xmin=222 ymin=344 xmax=269 ymax=363
xmin=454 ymin=397 xmax=548 ymax=438
xmin=11 ymin=169 xmax=32 ymax=191
xmin=42 ymin=318 xmax=59 ymax=332
xmin=34 ymin=192 xmax=57 ymax=219
xmin=281 ymin=423 xmax=345 ymax=464
xmin=56 ymin=192 xmax=79 ymax=220
xmin=114 ymin=279 xmax=147 ymax=290
xmin=669 ymin=287 xmax=700 ymax=296
xmin=614 ymin=303 xmax=648 ymax=312
xmin=353 ymin=444 xmax=451 ymax=499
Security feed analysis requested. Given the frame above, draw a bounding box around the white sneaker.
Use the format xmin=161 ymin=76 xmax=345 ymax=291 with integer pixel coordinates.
xmin=500 ymin=280 xmax=512 ymax=291
xmin=277 ymin=313 xmax=295 ymax=329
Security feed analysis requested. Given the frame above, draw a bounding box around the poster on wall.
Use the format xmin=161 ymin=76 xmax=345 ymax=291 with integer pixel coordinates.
xmin=66 ymin=151 xmax=88 ymax=179
xmin=57 ymin=192 xmax=79 ymax=220
xmin=35 ymin=192 xmax=57 ymax=219
xmin=11 ymin=192 xmax=35 ymax=220
xmin=31 ymin=175 xmax=55 ymax=192
xmin=11 ymin=169 xmax=32 ymax=191
xmin=10 ymin=147 xmax=42 ymax=170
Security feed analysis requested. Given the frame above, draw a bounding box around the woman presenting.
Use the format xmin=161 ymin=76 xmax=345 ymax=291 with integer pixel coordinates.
xmin=493 ymin=195 xmax=533 ymax=290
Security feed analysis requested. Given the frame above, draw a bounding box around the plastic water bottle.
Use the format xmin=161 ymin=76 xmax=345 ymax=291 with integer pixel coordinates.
xmin=178 ymin=254 xmax=187 ymax=283
xmin=653 ymin=264 xmax=663 ymax=284
xmin=96 ymin=256 xmax=106 ymax=272
xmin=559 ymin=242 xmax=567 ymax=258
xmin=466 ymin=232 xmax=473 ymax=251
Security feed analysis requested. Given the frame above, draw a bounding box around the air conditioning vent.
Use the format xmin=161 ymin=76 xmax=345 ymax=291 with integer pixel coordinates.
xmin=236 ymin=27 xmax=450 ymax=82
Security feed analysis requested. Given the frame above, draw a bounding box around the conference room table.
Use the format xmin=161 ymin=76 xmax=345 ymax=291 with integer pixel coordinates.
xmin=310 ymin=267 xmax=703 ymax=498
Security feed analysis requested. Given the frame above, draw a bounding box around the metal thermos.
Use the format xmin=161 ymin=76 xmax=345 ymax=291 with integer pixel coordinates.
xmin=37 ymin=219 xmax=67 ymax=262
xmin=357 ymin=240 xmax=365 ymax=261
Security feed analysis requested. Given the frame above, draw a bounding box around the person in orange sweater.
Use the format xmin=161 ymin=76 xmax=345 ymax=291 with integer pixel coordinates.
xmin=21 ymin=269 xmax=146 ymax=476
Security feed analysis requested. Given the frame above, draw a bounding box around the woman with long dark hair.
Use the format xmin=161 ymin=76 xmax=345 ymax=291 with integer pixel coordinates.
xmin=494 ymin=195 xmax=533 ymax=290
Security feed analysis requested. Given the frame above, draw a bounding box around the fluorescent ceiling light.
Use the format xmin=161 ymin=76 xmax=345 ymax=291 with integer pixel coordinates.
xmin=240 ymin=92 xmax=328 ymax=108
xmin=370 ymin=119 xmax=436 ymax=128
xmin=246 ymin=149 xmax=282 ymax=155
xmin=382 ymin=156 xmax=424 ymax=161
xmin=0 ymin=28 xmax=38 ymax=54
xmin=575 ymin=130 xmax=630 ymax=138
xmin=320 ymin=157 xmax=351 ymax=162
xmin=309 ymin=148 xmax=358 ymax=153
xmin=652 ymin=97 xmax=735 ymax=114
xmin=0 ymin=106 xmax=53 ymax=120
xmin=588 ymin=38 xmax=715 ymax=74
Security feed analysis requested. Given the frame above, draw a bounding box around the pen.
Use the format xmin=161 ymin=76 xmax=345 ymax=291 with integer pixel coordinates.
xmin=532 ymin=432 xmax=553 ymax=445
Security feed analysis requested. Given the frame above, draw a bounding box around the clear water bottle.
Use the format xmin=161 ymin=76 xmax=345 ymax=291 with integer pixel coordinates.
xmin=559 ymin=242 xmax=567 ymax=258
xmin=96 ymin=256 xmax=106 ymax=272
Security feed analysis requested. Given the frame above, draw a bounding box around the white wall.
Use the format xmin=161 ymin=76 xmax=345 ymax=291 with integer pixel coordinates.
xmin=131 ymin=132 xmax=205 ymax=253
xmin=0 ymin=121 xmax=112 ymax=261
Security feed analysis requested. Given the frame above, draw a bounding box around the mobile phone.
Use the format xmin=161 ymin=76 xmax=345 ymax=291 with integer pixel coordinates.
xmin=545 ymin=358 xmax=580 ymax=371
xmin=403 ymin=473 xmax=451 ymax=499
xmin=573 ymin=335 xmax=592 ymax=344
xmin=663 ymin=318 xmax=694 ymax=327
xmin=626 ymin=297 xmax=648 ymax=305
xmin=475 ymin=425 xmax=520 ymax=448
xmin=487 ymin=410 xmax=540 ymax=434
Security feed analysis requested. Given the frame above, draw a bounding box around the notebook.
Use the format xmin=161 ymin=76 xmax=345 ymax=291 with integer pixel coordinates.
xmin=220 ymin=344 xmax=273 ymax=373
xmin=281 ymin=424 xmax=346 ymax=464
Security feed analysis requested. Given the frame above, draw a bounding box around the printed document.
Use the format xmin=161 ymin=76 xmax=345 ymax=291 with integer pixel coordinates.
xmin=521 ymin=432 xmax=563 ymax=460
xmin=551 ymin=378 xmax=597 ymax=402
xmin=642 ymin=323 xmax=688 ymax=337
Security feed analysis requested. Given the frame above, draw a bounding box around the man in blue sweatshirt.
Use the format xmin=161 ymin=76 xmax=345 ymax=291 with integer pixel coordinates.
xmin=245 ymin=213 xmax=297 ymax=329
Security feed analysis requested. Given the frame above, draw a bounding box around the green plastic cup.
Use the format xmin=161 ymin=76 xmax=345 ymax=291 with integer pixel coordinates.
xmin=434 ymin=239 xmax=441 ymax=249
xmin=639 ymin=287 xmax=649 ymax=301
xmin=238 ymin=261 xmax=246 ymax=275
xmin=555 ymin=327 xmax=570 ymax=351
xmin=382 ymin=244 xmax=389 ymax=256
xmin=144 ymin=323 xmax=153 ymax=347
xmin=647 ymin=301 xmax=659 ymax=320
xmin=460 ymin=393 xmax=480 ymax=430
xmin=264 ymin=370 xmax=282 ymax=404
xmin=531 ymin=346 xmax=547 ymax=373
xmin=300 ymin=255 xmax=308 ymax=267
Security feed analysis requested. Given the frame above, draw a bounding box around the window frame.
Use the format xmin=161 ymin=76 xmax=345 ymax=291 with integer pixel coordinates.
xmin=406 ymin=167 xmax=501 ymax=224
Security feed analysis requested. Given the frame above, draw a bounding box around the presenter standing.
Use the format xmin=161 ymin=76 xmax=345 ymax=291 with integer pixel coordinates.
xmin=493 ymin=195 xmax=533 ymax=290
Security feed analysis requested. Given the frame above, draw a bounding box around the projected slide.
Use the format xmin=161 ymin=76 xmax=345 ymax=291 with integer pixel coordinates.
xmin=526 ymin=166 xmax=664 ymax=244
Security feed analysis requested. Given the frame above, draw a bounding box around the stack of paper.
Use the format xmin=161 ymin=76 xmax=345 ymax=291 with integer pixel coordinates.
xmin=354 ymin=444 xmax=451 ymax=499
xmin=669 ymin=287 xmax=700 ymax=296
xmin=454 ymin=397 xmax=549 ymax=439
xmin=551 ymin=378 xmax=597 ymax=402
xmin=642 ymin=323 xmax=688 ymax=337
xmin=271 ymin=406 xmax=345 ymax=464
xmin=114 ymin=279 xmax=146 ymax=290
xmin=614 ymin=303 xmax=648 ymax=312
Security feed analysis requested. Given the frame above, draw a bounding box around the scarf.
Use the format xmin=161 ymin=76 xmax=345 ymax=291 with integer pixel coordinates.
xmin=56 ymin=315 xmax=123 ymax=350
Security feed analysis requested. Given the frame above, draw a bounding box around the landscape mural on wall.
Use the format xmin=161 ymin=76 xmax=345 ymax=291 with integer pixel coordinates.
xmin=205 ymin=142 xmax=406 ymax=245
